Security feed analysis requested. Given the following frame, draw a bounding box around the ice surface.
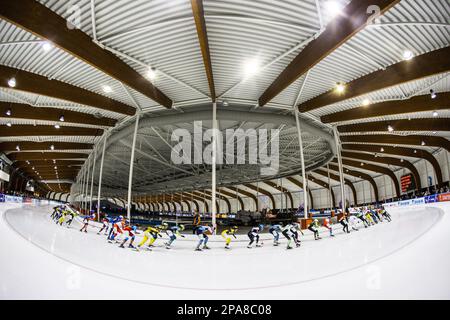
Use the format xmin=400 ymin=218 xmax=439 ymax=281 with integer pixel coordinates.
xmin=1 ymin=202 xmax=449 ymax=299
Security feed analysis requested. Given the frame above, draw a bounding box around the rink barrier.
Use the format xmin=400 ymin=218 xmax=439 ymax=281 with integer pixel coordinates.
xmin=382 ymin=192 xmax=450 ymax=208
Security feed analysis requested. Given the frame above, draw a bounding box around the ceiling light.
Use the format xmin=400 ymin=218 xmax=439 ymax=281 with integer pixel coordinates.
xmin=430 ymin=89 xmax=437 ymax=99
xmin=380 ymin=147 xmax=384 ymax=152
xmin=433 ymin=131 xmax=437 ymax=134
xmin=432 ymin=111 xmax=439 ymax=117
xmin=42 ymin=41 xmax=53 ymax=51
xmin=5 ymin=109 xmax=11 ymax=116
xmin=54 ymin=166 xmax=57 ymax=170
xmin=6 ymin=122 xmax=12 ymax=127
xmin=32 ymin=167 xmax=35 ymax=170
xmin=362 ymin=99 xmax=371 ymax=106
xmin=50 ymin=144 xmax=55 ymax=150
xmin=403 ymin=50 xmax=414 ymax=61
xmin=421 ymin=141 xmax=426 ymax=146
xmin=400 ymin=159 xmax=404 ymax=163
xmin=387 ymin=125 xmax=394 ymax=132
xmin=223 ymin=101 xmax=229 ymax=107
xmin=16 ymin=145 xmax=20 ymax=151
xmin=361 ymin=162 xmax=364 ymax=166
xmin=7 ymin=78 xmax=16 ymax=88
xmin=414 ymin=150 xmax=417 ymax=154
xmin=102 ymin=85 xmax=112 ymax=93
xmin=147 ymin=67 xmax=157 ymax=81
xmin=26 ymin=160 xmax=30 ymax=164
xmin=335 ymin=82 xmax=346 ymax=94
xmin=59 ymin=115 xmax=65 ymax=122
xmin=243 ymin=59 xmax=260 ymax=76
xmin=325 ymin=0 xmax=343 ymax=17
xmin=54 ymin=124 xmax=60 ymax=129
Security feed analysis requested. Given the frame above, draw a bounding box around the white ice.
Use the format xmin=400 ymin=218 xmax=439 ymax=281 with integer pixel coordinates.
xmin=1 ymin=202 xmax=449 ymax=299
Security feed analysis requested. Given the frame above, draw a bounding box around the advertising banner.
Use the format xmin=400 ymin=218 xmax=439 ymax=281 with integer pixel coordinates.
xmin=0 ymin=193 xmax=5 ymax=203
xmin=425 ymin=194 xmax=438 ymax=203
xmin=438 ymin=193 xmax=450 ymax=202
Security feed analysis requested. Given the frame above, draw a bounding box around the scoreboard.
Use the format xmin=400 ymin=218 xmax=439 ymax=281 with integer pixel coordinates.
xmin=401 ymin=174 xmax=416 ymax=193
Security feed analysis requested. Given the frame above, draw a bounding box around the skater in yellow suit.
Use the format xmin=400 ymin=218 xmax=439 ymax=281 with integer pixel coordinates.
xmin=221 ymin=226 xmax=238 ymax=249
xmin=137 ymin=225 xmax=163 ymax=251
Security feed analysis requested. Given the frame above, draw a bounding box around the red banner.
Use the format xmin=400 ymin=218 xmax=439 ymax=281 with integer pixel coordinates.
xmin=438 ymin=193 xmax=450 ymax=202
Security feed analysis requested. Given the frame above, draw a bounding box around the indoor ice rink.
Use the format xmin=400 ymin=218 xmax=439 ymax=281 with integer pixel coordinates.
xmin=0 ymin=0 xmax=449 ymax=301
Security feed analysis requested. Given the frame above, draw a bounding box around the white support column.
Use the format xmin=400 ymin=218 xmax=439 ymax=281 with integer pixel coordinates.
xmin=211 ymin=101 xmax=217 ymax=234
xmin=89 ymin=149 xmax=97 ymax=213
xmin=333 ymin=126 xmax=346 ymax=213
xmin=127 ymin=113 xmax=140 ymax=221
xmin=97 ymin=134 xmax=107 ymax=220
xmin=327 ymin=163 xmax=333 ymax=209
xmin=294 ymin=108 xmax=308 ymax=218
xmin=84 ymin=156 xmax=91 ymax=214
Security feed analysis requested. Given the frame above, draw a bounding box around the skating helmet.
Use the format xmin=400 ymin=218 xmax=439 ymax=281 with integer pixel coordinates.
xmin=119 ymin=215 xmax=123 ymax=220
xmin=232 ymin=226 xmax=238 ymax=231
xmin=258 ymin=224 xmax=265 ymax=231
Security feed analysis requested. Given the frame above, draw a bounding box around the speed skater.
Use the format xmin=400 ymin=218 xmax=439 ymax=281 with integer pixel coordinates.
xmin=97 ymin=216 xmax=109 ymax=235
xmin=323 ymin=217 xmax=334 ymax=237
xmin=80 ymin=213 xmax=95 ymax=232
xmin=137 ymin=225 xmax=163 ymax=250
xmin=195 ymin=225 xmax=213 ymax=251
xmin=338 ymin=214 xmax=350 ymax=234
xmin=165 ymin=224 xmax=185 ymax=249
xmin=119 ymin=225 xmax=137 ymax=249
xmin=221 ymin=226 xmax=238 ymax=249
xmin=269 ymin=224 xmax=282 ymax=246
xmin=247 ymin=225 xmax=264 ymax=248
xmin=308 ymin=219 xmax=321 ymax=240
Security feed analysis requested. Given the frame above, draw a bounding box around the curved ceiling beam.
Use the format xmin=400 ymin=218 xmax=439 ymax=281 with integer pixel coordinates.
xmin=8 ymin=152 xmax=88 ymax=161
xmin=192 ymin=191 xmax=224 ymax=213
xmin=321 ymin=92 xmax=450 ymax=123
xmin=0 ymin=125 xmax=103 ymax=137
xmin=191 ymin=0 xmax=216 ymax=101
xmin=341 ymin=150 xmax=421 ymax=190
xmin=314 ymin=168 xmax=357 ymax=204
xmin=258 ymin=0 xmax=400 ymax=106
xmin=341 ymin=135 xmax=450 ymax=152
xmin=342 ymin=144 xmax=443 ymax=185
xmin=217 ymin=188 xmax=245 ymax=211
xmin=243 ymin=183 xmax=276 ymax=209
xmin=338 ymin=118 xmax=450 ymax=133
xmin=14 ymin=160 xmax=84 ymax=167
xmin=182 ymin=192 xmax=209 ymax=213
xmin=263 ymin=180 xmax=294 ymax=209
xmin=285 ymin=176 xmax=315 ymax=209
xmin=334 ymin=158 xmax=400 ymax=198
xmin=223 ymin=186 xmax=258 ymax=209
xmin=308 ymin=174 xmax=336 ymax=208
xmin=0 ymin=142 xmax=93 ymax=152
xmin=0 ymin=102 xmax=117 ymax=127
xmin=299 ymin=46 xmax=450 ymax=112
xmin=0 ymin=66 xmax=135 ymax=115
xmin=0 ymin=0 xmax=172 ymax=109
xmin=327 ymin=163 xmax=379 ymax=202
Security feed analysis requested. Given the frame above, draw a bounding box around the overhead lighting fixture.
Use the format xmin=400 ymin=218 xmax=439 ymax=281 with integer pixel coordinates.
xmin=32 ymin=167 xmax=35 ymax=170
xmin=223 ymin=100 xmax=229 ymax=107
xmin=243 ymin=58 xmax=260 ymax=76
xmin=54 ymin=124 xmax=60 ymax=129
xmin=147 ymin=67 xmax=157 ymax=81
xmin=430 ymin=89 xmax=437 ymax=99
xmin=403 ymin=50 xmax=414 ymax=61
xmin=7 ymin=77 xmax=16 ymax=88
xmin=433 ymin=131 xmax=437 ymax=134
xmin=54 ymin=166 xmax=57 ymax=170
xmin=414 ymin=149 xmax=417 ymax=154
xmin=324 ymin=0 xmax=343 ymax=17
xmin=432 ymin=111 xmax=439 ymax=117
xmin=362 ymin=99 xmax=371 ymax=106
xmin=360 ymin=162 xmax=364 ymax=166
xmin=102 ymin=85 xmax=112 ymax=93
xmin=50 ymin=144 xmax=55 ymax=150
xmin=380 ymin=147 xmax=384 ymax=152
xmin=400 ymin=159 xmax=404 ymax=163
xmin=15 ymin=145 xmax=20 ymax=151
xmin=5 ymin=109 xmax=11 ymax=116
xmin=335 ymin=82 xmax=346 ymax=94
xmin=42 ymin=41 xmax=53 ymax=52
xmin=59 ymin=115 xmax=65 ymax=122
xmin=387 ymin=125 xmax=394 ymax=132
xmin=6 ymin=122 xmax=12 ymax=127
xmin=421 ymin=141 xmax=426 ymax=146
xmin=26 ymin=160 xmax=30 ymax=165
